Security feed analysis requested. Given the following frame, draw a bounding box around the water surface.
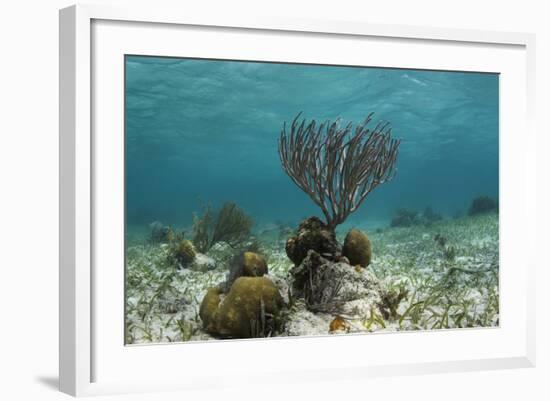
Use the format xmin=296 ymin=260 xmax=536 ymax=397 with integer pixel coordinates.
xmin=125 ymin=56 xmax=498 ymax=231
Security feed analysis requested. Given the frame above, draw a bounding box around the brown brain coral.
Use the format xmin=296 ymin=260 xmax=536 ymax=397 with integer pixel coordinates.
xmin=241 ymin=251 xmax=268 ymax=277
xmin=199 ymin=276 xmax=284 ymax=339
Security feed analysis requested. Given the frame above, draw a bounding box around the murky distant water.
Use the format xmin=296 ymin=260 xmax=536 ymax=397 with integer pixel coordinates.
xmin=125 ymin=56 xmax=498 ymax=232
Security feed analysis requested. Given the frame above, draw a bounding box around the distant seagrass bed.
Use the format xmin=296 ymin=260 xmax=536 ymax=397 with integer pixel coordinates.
xmin=124 ymin=55 xmax=499 ymax=343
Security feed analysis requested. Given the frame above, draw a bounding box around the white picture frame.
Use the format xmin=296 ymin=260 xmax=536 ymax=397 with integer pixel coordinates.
xmin=59 ymin=4 xmax=536 ymax=397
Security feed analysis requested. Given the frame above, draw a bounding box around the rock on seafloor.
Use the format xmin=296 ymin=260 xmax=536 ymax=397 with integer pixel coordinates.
xmin=284 ymin=250 xmax=383 ymax=337
xmin=290 ymin=250 xmax=382 ymax=313
xmin=285 ymin=301 xmax=331 ymax=336
xmin=188 ymin=253 xmax=217 ymax=272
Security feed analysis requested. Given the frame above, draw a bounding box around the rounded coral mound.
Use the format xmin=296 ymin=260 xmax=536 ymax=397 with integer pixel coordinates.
xmin=199 ymin=276 xmax=284 ymax=339
xmin=329 ymin=316 xmax=350 ymax=333
xmin=199 ymin=287 xmax=222 ymax=333
xmin=223 ymin=251 xmax=269 ymax=292
xmin=342 ymin=228 xmax=371 ymax=267
xmin=174 ymin=239 xmax=197 ymax=264
xmin=241 ymin=251 xmax=268 ymax=277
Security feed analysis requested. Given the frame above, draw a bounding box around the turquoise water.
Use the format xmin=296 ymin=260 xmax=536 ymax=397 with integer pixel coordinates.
xmin=125 ymin=56 xmax=498 ymax=232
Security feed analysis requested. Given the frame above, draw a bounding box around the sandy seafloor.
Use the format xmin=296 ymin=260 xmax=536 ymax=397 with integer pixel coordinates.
xmin=125 ymin=213 xmax=499 ymax=344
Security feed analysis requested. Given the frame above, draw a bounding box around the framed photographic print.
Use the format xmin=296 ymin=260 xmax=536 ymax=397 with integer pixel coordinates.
xmin=59 ymin=4 xmax=536 ymax=396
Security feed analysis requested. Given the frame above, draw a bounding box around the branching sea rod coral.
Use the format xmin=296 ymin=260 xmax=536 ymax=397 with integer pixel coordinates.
xmin=278 ymin=112 xmax=401 ymax=230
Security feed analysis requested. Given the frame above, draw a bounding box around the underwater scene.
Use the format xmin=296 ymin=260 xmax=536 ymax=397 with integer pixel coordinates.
xmin=125 ymin=55 xmax=499 ymax=344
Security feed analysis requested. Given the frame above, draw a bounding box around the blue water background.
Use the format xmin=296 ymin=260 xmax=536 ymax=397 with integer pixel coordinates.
xmin=125 ymin=56 xmax=498 ymax=231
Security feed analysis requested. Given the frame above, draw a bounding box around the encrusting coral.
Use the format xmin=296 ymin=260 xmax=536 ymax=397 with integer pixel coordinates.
xmin=285 ymin=217 xmax=341 ymax=266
